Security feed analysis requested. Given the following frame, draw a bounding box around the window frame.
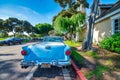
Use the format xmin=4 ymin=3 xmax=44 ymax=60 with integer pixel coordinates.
xmin=111 ymin=14 xmax=120 ymax=34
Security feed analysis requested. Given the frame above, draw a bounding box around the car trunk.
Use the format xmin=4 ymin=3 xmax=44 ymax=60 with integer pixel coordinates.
xmin=24 ymin=42 xmax=66 ymax=62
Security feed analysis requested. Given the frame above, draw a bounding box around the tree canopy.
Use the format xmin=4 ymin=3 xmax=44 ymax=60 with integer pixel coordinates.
xmin=53 ymin=12 xmax=86 ymax=34
xmin=35 ymin=23 xmax=53 ymax=35
xmin=54 ymin=16 xmax=71 ymax=34
xmin=0 ymin=17 xmax=34 ymax=37
xmin=53 ymin=0 xmax=88 ymax=36
xmin=0 ymin=19 xmax=4 ymax=30
xmin=71 ymin=12 xmax=85 ymax=27
xmin=54 ymin=0 xmax=89 ymax=11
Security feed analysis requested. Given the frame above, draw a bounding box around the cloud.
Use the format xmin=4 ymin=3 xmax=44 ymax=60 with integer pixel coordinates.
xmin=0 ymin=5 xmax=55 ymax=25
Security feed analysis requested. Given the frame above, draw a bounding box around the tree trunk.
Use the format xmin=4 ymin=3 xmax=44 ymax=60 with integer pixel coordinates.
xmin=75 ymin=27 xmax=80 ymax=42
xmin=82 ymin=0 xmax=99 ymax=50
xmin=76 ymin=31 xmax=79 ymax=41
xmin=12 ymin=31 xmax=16 ymax=37
xmin=70 ymin=25 xmax=73 ymax=40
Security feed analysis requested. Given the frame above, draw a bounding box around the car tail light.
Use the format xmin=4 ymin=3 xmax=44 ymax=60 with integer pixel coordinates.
xmin=66 ymin=50 xmax=71 ymax=56
xmin=21 ymin=50 xmax=27 ymax=56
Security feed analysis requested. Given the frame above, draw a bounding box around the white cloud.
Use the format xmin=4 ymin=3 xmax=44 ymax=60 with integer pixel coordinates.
xmin=0 ymin=5 xmax=56 ymax=25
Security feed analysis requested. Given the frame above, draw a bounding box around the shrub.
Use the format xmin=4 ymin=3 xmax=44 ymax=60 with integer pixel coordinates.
xmin=0 ymin=32 xmax=8 ymax=38
xmin=100 ymin=33 xmax=120 ymax=54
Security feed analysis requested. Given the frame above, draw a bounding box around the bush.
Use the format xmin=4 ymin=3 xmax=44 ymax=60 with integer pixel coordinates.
xmin=100 ymin=33 xmax=120 ymax=54
xmin=22 ymin=38 xmax=31 ymax=42
xmin=0 ymin=32 xmax=8 ymax=38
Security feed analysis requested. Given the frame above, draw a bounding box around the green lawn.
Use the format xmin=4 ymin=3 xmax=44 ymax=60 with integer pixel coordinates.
xmin=64 ymin=40 xmax=81 ymax=47
xmin=64 ymin=40 xmax=118 ymax=80
xmin=71 ymin=50 xmax=84 ymax=64
xmin=0 ymin=38 xmax=6 ymax=40
xmin=65 ymin=40 xmax=84 ymax=64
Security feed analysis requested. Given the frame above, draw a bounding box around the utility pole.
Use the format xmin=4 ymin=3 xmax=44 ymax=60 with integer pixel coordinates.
xmin=82 ymin=0 xmax=99 ymax=50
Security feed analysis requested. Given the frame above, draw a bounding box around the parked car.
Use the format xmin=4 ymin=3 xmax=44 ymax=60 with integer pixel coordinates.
xmin=22 ymin=38 xmax=31 ymax=42
xmin=3 ymin=37 xmax=23 ymax=45
xmin=14 ymin=38 xmax=23 ymax=44
xmin=0 ymin=40 xmax=4 ymax=46
xmin=21 ymin=36 xmax=71 ymax=68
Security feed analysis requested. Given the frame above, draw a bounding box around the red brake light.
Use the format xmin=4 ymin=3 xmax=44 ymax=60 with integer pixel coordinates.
xmin=66 ymin=50 xmax=71 ymax=55
xmin=21 ymin=50 xmax=27 ymax=56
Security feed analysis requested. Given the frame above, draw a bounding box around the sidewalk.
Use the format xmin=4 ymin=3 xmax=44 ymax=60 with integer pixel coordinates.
xmin=72 ymin=46 xmax=120 ymax=80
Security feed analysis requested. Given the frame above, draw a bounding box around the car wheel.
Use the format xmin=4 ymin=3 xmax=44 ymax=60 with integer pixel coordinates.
xmin=8 ymin=42 xmax=13 ymax=46
xmin=62 ymin=64 xmax=72 ymax=69
xmin=19 ymin=42 xmax=22 ymax=44
xmin=21 ymin=66 xmax=28 ymax=69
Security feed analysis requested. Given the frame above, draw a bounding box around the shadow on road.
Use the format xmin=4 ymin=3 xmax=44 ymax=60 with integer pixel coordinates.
xmin=0 ymin=59 xmax=31 ymax=80
xmin=33 ymin=66 xmax=63 ymax=78
xmin=0 ymin=53 xmax=15 ymax=56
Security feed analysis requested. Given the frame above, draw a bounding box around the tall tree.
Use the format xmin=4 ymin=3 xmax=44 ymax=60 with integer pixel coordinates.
xmin=82 ymin=0 xmax=99 ymax=50
xmin=54 ymin=0 xmax=89 ymax=11
xmin=52 ymin=10 xmax=73 ymax=26
xmin=0 ymin=19 xmax=4 ymax=31
xmin=3 ymin=17 xmax=20 ymax=37
xmin=22 ymin=20 xmax=33 ymax=33
xmin=3 ymin=17 xmax=33 ymax=37
xmin=54 ymin=0 xmax=72 ymax=9
xmin=53 ymin=16 xmax=71 ymax=34
xmin=71 ymin=13 xmax=85 ymax=28
xmin=54 ymin=0 xmax=89 ymax=40
xmin=71 ymin=13 xmax=85 ymax=41
xmin=35 ymin=23 xmax=53 ymax=36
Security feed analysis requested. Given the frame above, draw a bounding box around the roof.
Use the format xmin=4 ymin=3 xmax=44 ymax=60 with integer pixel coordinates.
xmin=96 ymin=1 xmax=120 ymax=20
xmin=99 ymin=4 xmax=114 ymax=8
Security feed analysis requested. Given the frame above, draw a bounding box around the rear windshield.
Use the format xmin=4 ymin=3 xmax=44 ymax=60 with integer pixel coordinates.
xmin=43 ymin=37 xmax=63 ymax=42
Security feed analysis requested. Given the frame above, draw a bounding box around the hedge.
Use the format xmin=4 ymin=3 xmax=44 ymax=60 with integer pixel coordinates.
xmin=100 ymin=33 xmax=120 ymax=54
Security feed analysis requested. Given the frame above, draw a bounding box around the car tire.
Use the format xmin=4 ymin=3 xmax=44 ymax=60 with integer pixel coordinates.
xmin=8 ymin=42 xmax=13 ymax=46
xmin=21 ymin=66 xmax=28 ymax=69
xmin=19 ymin=42 xmax=22 ymax=44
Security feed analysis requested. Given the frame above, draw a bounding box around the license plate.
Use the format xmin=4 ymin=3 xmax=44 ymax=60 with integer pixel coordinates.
xmin=41 ymin=63 xmax=51 ymax=68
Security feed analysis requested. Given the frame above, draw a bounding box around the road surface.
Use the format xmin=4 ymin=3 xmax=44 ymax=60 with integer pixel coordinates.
xmin=0 ymin=42 xmax=76 ymax=80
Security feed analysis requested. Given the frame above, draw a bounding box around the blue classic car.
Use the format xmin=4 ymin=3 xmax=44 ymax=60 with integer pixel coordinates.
xmin=21 ymin=36 xmax=71 ymax=68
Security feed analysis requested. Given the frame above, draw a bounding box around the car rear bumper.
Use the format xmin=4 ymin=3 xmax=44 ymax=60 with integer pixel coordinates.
xmin=21 ymin=60 xmax=71 ymax=67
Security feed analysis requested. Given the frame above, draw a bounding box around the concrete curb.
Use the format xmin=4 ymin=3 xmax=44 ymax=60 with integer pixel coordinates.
xmin=71 ymin=60 xmax=87 ymax=80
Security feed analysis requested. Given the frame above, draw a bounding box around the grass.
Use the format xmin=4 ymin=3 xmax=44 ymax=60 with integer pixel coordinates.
xmin=81 ymin=50 xmax=120 ymax=79
xmin=64 ymin=40 xmax=81 ymax=47
xmin=79 ymin=50 xmax=108 ymax=80
xmin=71 ymin=50 xmax=84 ymax=64
xmin=65 ymin=40 xmax=120 ymax=79
xmin=64 ymin=40 xmax=84 ymax=65
xmin=86 ymin=64 xmax=108 ymax=80
xmin=0 ymin=38 xmax=6 ymax=40
xmin=85 ymin=50 xmax=99 ymax=59
xmin=106 ymin=59 xmax=113 ymax=66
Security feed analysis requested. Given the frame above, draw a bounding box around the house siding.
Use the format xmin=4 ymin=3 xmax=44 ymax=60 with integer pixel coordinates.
xmin=93 ymin=17 xmax=112 ymax=44
xmin=93 ymin=13 xmax=120 ymax=44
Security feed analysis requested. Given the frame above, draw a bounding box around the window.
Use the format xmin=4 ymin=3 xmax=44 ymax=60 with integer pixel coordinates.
xmin=111 ymin=14 xmax=120 ymax=34
xmin=114 ymin=18 xmax=120 ymax=33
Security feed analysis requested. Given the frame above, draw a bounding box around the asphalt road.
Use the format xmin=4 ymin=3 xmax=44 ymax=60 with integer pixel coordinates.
xmin=0 ymin=42 xmax=76 ymax=80
xmin=0 ymin=42 xmax=38 ymax=80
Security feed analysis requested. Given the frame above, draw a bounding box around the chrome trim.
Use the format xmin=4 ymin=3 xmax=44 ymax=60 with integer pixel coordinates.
xmin=21 ymin=60 xmax=71 ymax=67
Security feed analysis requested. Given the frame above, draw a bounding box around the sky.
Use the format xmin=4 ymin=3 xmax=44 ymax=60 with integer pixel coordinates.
xmin=0 ymin=0 xmax=118 ymax=26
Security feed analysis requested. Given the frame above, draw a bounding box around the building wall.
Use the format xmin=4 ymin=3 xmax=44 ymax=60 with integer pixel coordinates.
xmin=93 ymin=17 xmax=112 ymax=44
